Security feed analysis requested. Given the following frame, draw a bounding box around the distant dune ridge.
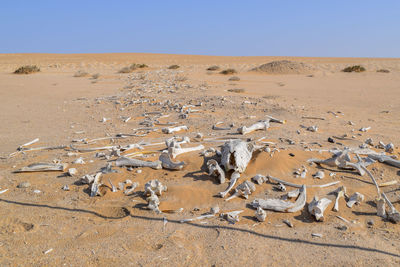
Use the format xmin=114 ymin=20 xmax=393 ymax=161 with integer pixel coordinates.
xmin=251 ymin=60 xmax=315 ymax=74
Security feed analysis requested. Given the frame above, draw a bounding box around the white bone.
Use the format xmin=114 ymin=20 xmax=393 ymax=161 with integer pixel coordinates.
xmin=287 ymin=189 xmax=300 ymax=199
xmin=313 ymin=171 xmax=325 ymax=179
xmin=306 ymin=125 xmax=318 ymax=132
xmin=220 ymin=210 xmax=243 ymax=224
xmin=251 ymin=174 xmax=267 ymax=185
xmin=367 ymin=153 xmax=400 ymax=168
xmin=382 ymin=192 xmax=400 ymax=223
xmin=221 ymin=140 xmax=254 ymax=173
xmin=345 ymin=154 xmax=375 ymax=176
xmin=168 ymin=144 xmax=204 ymax=159
xmin=18 ymin=138 xmax=39 ymax=150
xmin=225 ymin=180 xmax=256 ymax=201
xmin=308 ymin=196 xmax=332 ymax=221
xmin=108 ymin=178 xmax=117 ymax=192
xmin=90 ymin=173 xmax=102 ymax=197
xmin=308 ymin=149 xmax=351 ymax=168
xmin=359 ymin=126 xmax=371 ymax=132
xmin=144 ymin=180 xmax=167 ymax=196
xmin=219 ymin=171 xmax=240 ymax=198
xmin=124 ymin=182 xmax=139 ymax=195
xmin=274 ymin=183 xmax=286 ymax=192
xmin=147 ymin=193 xmax=161 ymax=214
xmin=251 ymin=185 xmax=306 ymax=212
xmin=207 ymin=159 xmax=225 ymax=184
xmin=73 ymin=157 xmax=85 ymax=164
xmin=14 ymin=163 xmax=67 ymax=173
xmin=265 ymin=115 xmax=285 ymax=124
xmin=212 ymin=122 xmax=234 ymax=130
xmin=80 ymin=174 xmax=95 ymax=184
xmin=237 ymin=120 xmax=270 ymax=135
xmin=180 ymin=214 xmax=215 ymax=223
xmin=346 ymin=192 xmax=364 ymax=208
xmin=159 ymin=152 xmax=185 ymax=170
xmin=68 ymin=168 xmax=77 ymax=176
xmin=165 ymin=136 xmax=190 ymax=148
xmin=162 ymin=125 xmax=188 ymax=134
xmin=255 ymin=207 xmax=267 ymax=222
xmin=267 ymin=175 xmax=341 ymax=188
xmin=376 ymin=197 xmax=386 ymax=218
xmin=0 ymin=189 xmax=9 ymax=195
xmin=332 ymin=186 xmax=346 ymax=212
xmin=116 ymin=157 xmax=162 ymax=170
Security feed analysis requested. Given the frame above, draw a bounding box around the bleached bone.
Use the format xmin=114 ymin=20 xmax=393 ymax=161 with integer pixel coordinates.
xmin=308 ymin=197 xmax=332 ymax=221
xmin=313 ymin=171 xmax=325 ymax=179
xmin=108 ymin=178 xmax=117 ymax=192
xmin=251 ymin=185 xmax=306 ymax=213
xmin=237 ymin=120 xmax=270 ymax=135
xmin=385 ymin=143 xmax=394 ymax=153
xmin=306 ymin=125 xmax=318 ymax=132
xmin=180 ymin=214 xmax=215 ymax=223
xmin=255 ymin=207 xmax=267 ymax=222
xmin=144 ymin=180 xmax=167 ymax=196
xmin=68 ymin=168 xmax=77 ymax=176
xmin=116 ymin=157 xmax=162 ymax=170
xmin=226 ymin=180 xmax=256 ymax=201
xmin=90 ymin=173 xmax=102 ymax=197
xmin=212 ymin=122 xmax=234 ymax=130
xmin=101 ymin=162 xmax=117 ymax=174
xmin=165 ymin=136 xmax=190 ymax=148
xmin=159 ymin=152 xmax=185 ymax=170
xmin=308 ymin=149 xmax=351 ymax=168
xmin=17 ymin=138 xmax=39 ymax=150
xmin=376 ymin=197 xmax=386 ymax=218
xmin=73 ymin=157 xmax=85 ymax=164
xmin=382 ymin=192 xmax=400 ymax=223
xmin=220 ymin=210 xmax=243 ymax=224
xmin=266 ymin=115 xmax=285 ymax=124
xmin=70 ymin=144 xmax=116 ymax=153
xmin=147 ymin=193 xmax=161 ymax=214
xmin=168 ymin=144 xmax=204 ymax=159
xmin=124 ymin=182 xmax=139 ymax=195
xmin=274 ymin=183 xmax=286 ymax=192
xmin=162 ymin=125 xmax=188 ymax=134
xmin=0 ymin=189 xmax=9 ymax=195
xmin=332 ymin=186 xmax=346 ymax=212
xmin=252 ymin=174 xmax=267 ymax=185
xmin=346 ymin=192 xmax=364 ymax=208
xmin=219 ymin=171 xmax=240 ymax=198
xmin=14 ymin=163 xmax=67 ymax=173
xmin=367 ymin=153 xmax=400 ymax=169
xmin=80 ymin=174 xmax=95 ymax=184
xmin=267 ymin=175 xmax=341 ymax=188
xmin=221 ymin=139 xmax=254 ymax=173
xmin=359 ymin=126 xmax=371 ymax=132
xmin=201 ymin=147 xmax=216 ymax=157
xmin=345 ymin=154 xmax=375 ymax=176
xmin=207 ymin=159 xmax=225 ymax=184
xmin=287 ymin=189 xmax=300 ymax=199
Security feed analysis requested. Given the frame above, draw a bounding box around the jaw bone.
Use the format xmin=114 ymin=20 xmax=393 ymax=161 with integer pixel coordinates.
xmin=251 ymin=185 xmax=306 ymax=213
xmin=116 ymin=157 xmax=162 ymax=170
xmin=225 ymin=180 xmax=256 ymax=201
xmin=308 ymin=196 xmax=332 ymax=221
xmin=207 ymin=159 xmax=225 ymax=184
xmin=159 ymin=152 xmax=185 ymax=170
xmin=237 ymin=120 xmax=270 ymax=135
xmin=162 ymin=125 xmax=188 ymax=134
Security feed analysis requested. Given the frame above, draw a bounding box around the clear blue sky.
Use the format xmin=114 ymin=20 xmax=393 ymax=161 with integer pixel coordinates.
xmin=1 ymin=0 xmax=399 ymax=57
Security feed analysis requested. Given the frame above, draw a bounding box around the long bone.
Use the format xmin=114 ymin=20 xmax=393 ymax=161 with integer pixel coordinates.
xmin=168 ymin=144 xmax=204 ymax=159
xmin=14 ymin=163 xmax=67 ymax=173
xmin=219 ymin=172 xmax=240 ymax=198
xmin=267 ymin=175 xmax=341 ymax=188
xmin=265 ymin=115 xmax=286 ymax=124
xmin=331 ymin=186 xmax=347 ymax=212
xmin=237 ymin=120 xmax=270 ymax=135
xmin=207 ymin=159 xmax=225 ymax=184
xmin=162 ymin=125 xmax=188 ymax=134
xmin=382 ymin=192 xmax=400 ymax=223
xmin=225 ymin=180 xmax=256 ymax=201
xmin=159 ymin=152 xmax=185 ymax=170
xmin=251 ymin=185 xmax=306 ymax=212
xmin=165 ymin=136 xmax=190 ymax=148
xmin=345 ymin=154 xmax=375 ymax=176
xmin=212 ymin=122 xmax=234 ymax=130
xmin=308 ymin=196 xmax=332 ymax=221
xmin=367 ymin=153 xmax=400 ymax=169
xmin=116 ymin=157 xmax=162 ymax=170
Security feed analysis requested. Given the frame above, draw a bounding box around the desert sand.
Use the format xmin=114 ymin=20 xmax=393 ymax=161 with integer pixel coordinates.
xmin=0 ymin=53 xmax=400 ymax=266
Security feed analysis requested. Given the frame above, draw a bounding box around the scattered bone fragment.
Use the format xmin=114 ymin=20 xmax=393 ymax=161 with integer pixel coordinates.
xmin=287 ymin=189 xmax=300 ymax=199
xmin=385 ymin=143 xmax=394 ymax=153
xmin=162 ymin=125 xmax=188 ymax=134
xmin=165 ymin=136 xmax=190 ymax=148
xmin=101 ymin=162 xmax=117 ymax=174
xmin=376 ymin=197 xmax=386 ymax=218
xmin=332 ymin=186 xmax=346 ymax=212
xmin=108 ymin=178 xmax=117 ymax=192
xmin=255 ymin=207 xmax=267 ymax=222
xmin=306 ymin=125 xmax=318 ymax=132
xmin=367 ymin=153 xmax=400 ymax=169
xmin=220 ymin=210 xmax=243 ymax=224
xmin=116 ymin=157 xmax=162 ymax=170
xmin=313 ymin=170 xmax=325 ymax=179
xmin=14 ymin=163 xmax=67 ymax=173
xmin=237 ymin=120 xmax=270 ymax=135
xmin=212 ymin=122 xmax=234 ymax=130
xmin=359 ymin=127 xmax=371 ymax=132
xmin=180 ymin=214 xmax=215 ymax=223
xmin=219 ymin=171 xmax=240 ymax=198
xmin=274 ymin=183 xmax=286 ymax=192
xmin=68 ymin=168 xmax=77 ymax=176
xmin=159 ymin=152 xmax=185 ymax=170
xmin=267 ymin=175 xmax=340 ymax=188
xmin=225 ymin=180 xmax=256 ymax=201
xmin=308 ymin=196 xmax=332 ymax=221
xmin=17 ymin=182 xmax=31 ymax=188
xmin=118 ymin=182 xmax=125 ymax=191
xmin=0 ymin=189 xmax=9 ymax=195
xmin=251 ymin=174 xmax=267 ymax=185
xmin=144 ymin=180 xmax=167 ymax=196
xmin=251 ymin=185 xmax=306 ymax=212
xmin=90 ymin=173 xmax=103 ymax=197
xmin=80 ymin=174 xmax=95 ymax=184
xmin=265 ymin=115 xmax=286 ymax=124
xmin=311 ymin=233 xmax=323 ymax=238
xmin=168 ymin=144 xmax=204 ymax=159
xmin=382 ymin=192 xmax=400 ymax=223
xmin=124 ymin=182 xmax=139 ymax=195
xmin=346 ymin=192 xmax=364 ymax=208
xmin=62 ymin=185 xmax=70 ymax=191
xmin=210 ymin=206 xmax=220 ymax=214
xmin=147 ymin=193 xmax=161 ymax=214
xmin=308 ymin=149 xmax=351 ymax=168
xmin=73 ymin=157 xmax=85 ymax=164
xmin=17 ymin=138 xmax=39 ymax=151
xmin=283 ymin=219 xmax=293 ymax=228
xmin=207 ymin=159 xmax=225 ymax=184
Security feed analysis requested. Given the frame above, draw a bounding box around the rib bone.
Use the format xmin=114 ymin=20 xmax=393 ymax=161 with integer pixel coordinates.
xmin=207 ymin=159 xmax=225 ymax=184
xmin=237 ymin=121 xmax=270 ymax=135
xmin=116 ymin=157 xmax=162 ymax=170
xmin=225 ymin=180 xmax=256 ymax=201
xmin=308 ymin=197 xmax=332 ymax=221
xmin=367 ymin=153 xmax=400 ymax=169
xmin=168 ymin=144 xmax=204 ymax=159
xmin=14 ymin=163 xmax=67 ymax=173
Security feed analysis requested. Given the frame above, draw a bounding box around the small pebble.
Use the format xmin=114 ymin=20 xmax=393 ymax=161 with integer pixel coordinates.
xmin=327 ymin=137 xmax=335 ymax=143
xmin=17 ymin=182 xmax=31 ymax=188
xmin=62 ymin=185 xmax=70 ymax=191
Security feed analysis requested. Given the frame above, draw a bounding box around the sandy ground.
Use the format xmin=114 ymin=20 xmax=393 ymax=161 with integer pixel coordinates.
xmin=0 ymin=53 xmax=400 ymax=266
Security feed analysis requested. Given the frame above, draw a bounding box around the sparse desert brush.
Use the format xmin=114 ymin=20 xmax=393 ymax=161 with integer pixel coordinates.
xmin=174 ymin=74 xmax=188 ymax=82
xmin=14 ymin=65 xmax=40 ymax=74
xmin=137 ymin=63 xmax=148 ymax=68
xmin=228 ymin=88 xmax=245 ymax=93
xmin=119 ymin=64 xmax=137 ymax=73
xmin=220 ymin=68 xmax=237 ymax=75
xmin=207 ymin=65 xmax=220 ymax=71
xmin=168 ymin=64 xmax=180 ymax=69
xmin=342 ymin=65 xmax=366 ymax=73
xmin=228 ymin=76 xmax=240 ymax=81
xmin=377 ymin=69 xmax=390 ymax=73
xmin=74 ymin=70 xmax=89 ymax=77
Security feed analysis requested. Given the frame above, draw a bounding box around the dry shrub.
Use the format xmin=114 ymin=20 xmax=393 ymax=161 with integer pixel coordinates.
xmin=91 ymin=73 xmax=100 ymax=79
xmin=377 ymin=69 xmax=390 ymax=73
xmin=342 ymin=65 xmax=366 ymax=72
xmin=14 ymin=65 xmax=40 ymax=74
xmin=220 ymin=68 xmax=237 ymax=75
xmin=252 ymin=60 xmax=314 ymax=74
xmin=74 ymin=70 xmax=89 ymax=77
xmin=168 ymin=64 xmax=180 ymax=69
xmin=228 ymin=88 xmax=245 ymax=93
xmin=228 ymin=76 xmax=240 ymax=81
xmin=207 ymin=65 xmax=220 ymax=71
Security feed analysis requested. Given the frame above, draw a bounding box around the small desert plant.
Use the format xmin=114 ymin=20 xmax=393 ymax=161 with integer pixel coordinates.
xmin=228 ymin=88 xmax=245 ymax=93
xmin=137 ymin=63 xmax=148 ymax=68
xmin=342 ymin=65 xmax=366 ymax=73
xmin=377 ymin=69 xmax=390 ymax=73
xmin=91 ymin=73 xmax=100 ymax=79
xmin=207 ymin=65 xmax=220 ymax=71
xmin=220 ymin=68 xmax=237 ymax=75
xmin=74 ymin=70 xmax=89 ymax=77
xmin=168 ymin=64 xmax=180 ymax=69
xmin=14 ymin=65 xmax=40 ymax=74
xmin=228 ymin=76 xmax=240 ymax=81
xmin=119 ymin=63 xmax=138 ymax=73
